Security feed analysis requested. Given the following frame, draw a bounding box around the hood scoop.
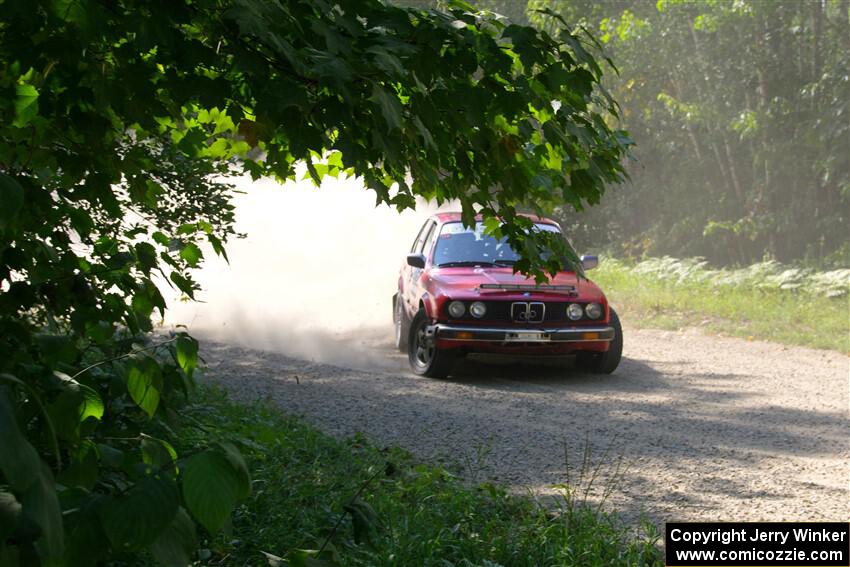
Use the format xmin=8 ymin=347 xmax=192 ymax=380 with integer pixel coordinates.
xmin=478 ymin=283 xmax=577 ymax=295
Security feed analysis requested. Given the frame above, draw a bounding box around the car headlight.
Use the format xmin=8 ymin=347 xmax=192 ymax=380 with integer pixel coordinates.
xmin=448 ymin=301 xmax=466 ymax=318
xmin=567 ymin=303 xmax=584 ymax=321
xmin=470 ymin=301 xmax=487 ymax=318
xmin=585 ymin=302 xmax=603 ymax=320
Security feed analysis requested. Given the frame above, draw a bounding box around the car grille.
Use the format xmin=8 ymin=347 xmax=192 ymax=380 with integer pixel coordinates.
xmin=445 ymin=301 xmax=594 ymax=323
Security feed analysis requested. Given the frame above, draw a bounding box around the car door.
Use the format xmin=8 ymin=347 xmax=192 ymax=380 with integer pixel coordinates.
xmin=402 ymin=219 xmax=436 ymax=315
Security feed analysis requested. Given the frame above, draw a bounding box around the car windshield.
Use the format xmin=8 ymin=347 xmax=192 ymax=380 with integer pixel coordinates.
xmin=433 ymin=221 xmax=567 ymax=268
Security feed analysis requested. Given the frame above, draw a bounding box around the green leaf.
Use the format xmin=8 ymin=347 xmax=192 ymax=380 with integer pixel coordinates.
xmin=0 ymin=390 xmax=43 ymax=491
xmin=181 ymin=448 xmax=249 ymax=533
xmin=179 ymin=243 xmax=203 ymax=267
xmin=214 ymin=442 xmax=250 ymax=498
xmin=131 ymin=291 xmax=155 ymax=319
xmin=125 ymin=358 xmax=162 ymax=418
xmin=141 ymin=436 xmax=177 ymax=469
xmin=447 ymin=0 xmax=476 ymax=10
xmin=57 ymin=441 xmax=99 ymax=490
xmin=503 ymin=25 xmax=544 ymax=69
xmin=0 ymin=173 xmax=24 ymax=232
xmin=327 ymin=151 xmax=344 ymax=169
xmin=21 ymin=463 xmax=64 ymax=559
xmin=78 ymin=384 xmax=104 ymax=422
xmin=175 ymin=335 xmax=198 ymax=378
xmin=412 ymin=116 xmax=436 ymax=150
xmin=371 ymin=84 xmax=403 ymax=131
xmin=150 ymin=507 xmax=196 ymax=567
xmin=48 ymin=389 xmax=88 ymax=441
xmin=63 ymin=502 xmax=108 ymax=566
xmin=343 ymin=498 xmax=378 ymax=546
xmin=176 ymin=223 xmax=197 ymax=235
xmin=99 ymin=475 xmax=179 ymax=551
xmin=207 ymin=234 xmax=228 ymax=262
xmin=135 ymin=242 xmax=158 ymax=274
xmin=169 ymin=272 xmax=196 ymax=299
xmin=0 ymin=490 xmax=22 ymax=541
xmin=96 ymin=443 xmax=125 ymax=470
xmin=13 ymin=84 xmax=39 ymax=127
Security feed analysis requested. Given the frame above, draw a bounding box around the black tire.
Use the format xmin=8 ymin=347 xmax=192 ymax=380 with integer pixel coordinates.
xmin=408 ymin=309 xmax=455 ymax=378
xmin=393 ymin=293 xmax=409 ymax=353
xmin=575 ymin=308 xmax=623 ymax=374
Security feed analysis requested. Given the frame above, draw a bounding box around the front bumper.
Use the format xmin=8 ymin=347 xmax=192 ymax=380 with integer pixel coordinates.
xmin=427 ymin=324 xmax=615 ymax=344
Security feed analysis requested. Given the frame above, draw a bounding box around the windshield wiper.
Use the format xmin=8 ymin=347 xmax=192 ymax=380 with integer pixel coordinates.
xmin=493 ymin=259 xmax=517 ymax=266
xmin=437 ymin=261 xmax=497 ymax=268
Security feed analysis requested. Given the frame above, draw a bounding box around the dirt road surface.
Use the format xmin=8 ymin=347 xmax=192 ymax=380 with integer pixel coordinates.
xmin=201 ymin=326 xmax=849 ymax=526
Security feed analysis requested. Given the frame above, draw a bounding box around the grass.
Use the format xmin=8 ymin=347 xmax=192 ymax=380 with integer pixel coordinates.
xmin=177 ymin=388 xmax=662 ymax=566
xmin=591 ymin=257 xmax=849 ymax=353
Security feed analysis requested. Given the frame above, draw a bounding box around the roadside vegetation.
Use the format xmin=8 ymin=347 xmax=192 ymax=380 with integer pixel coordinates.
xmin=176 ymin=388 xmax=662 ymax=567
xmin=592 ymin=257 xmax=850 ymax=353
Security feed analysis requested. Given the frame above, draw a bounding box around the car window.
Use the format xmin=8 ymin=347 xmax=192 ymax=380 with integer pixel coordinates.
xmin=433 ymin=222 xmax=565 ymax=267
xmin=412 ymin=220 xmax=436 ymax=255
xmin=410 ymin=220 xmax=430 ymax=253
xmin=420 ymin=221 xmax=438 ymax=256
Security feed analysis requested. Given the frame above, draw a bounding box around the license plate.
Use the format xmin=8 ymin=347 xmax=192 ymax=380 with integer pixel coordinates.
xmin=506 ymin=331 xmax=549 ymax=342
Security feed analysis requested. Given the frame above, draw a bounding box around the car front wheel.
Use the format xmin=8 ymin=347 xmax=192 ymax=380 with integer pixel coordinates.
xmin=408 ymin=309 xmax=455 ymax=379
xmin=575 ymin=307 xmax=623 ymax=374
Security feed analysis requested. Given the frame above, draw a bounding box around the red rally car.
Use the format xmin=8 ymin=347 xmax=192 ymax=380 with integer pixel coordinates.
xmin=393 ymin=212 xmax=622 ymax=378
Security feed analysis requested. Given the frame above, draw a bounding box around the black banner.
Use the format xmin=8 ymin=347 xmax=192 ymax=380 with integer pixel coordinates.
xmin=666 ymin=522 xmax=849 ymax=566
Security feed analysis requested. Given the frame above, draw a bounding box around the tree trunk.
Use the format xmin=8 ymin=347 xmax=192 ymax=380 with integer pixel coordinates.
xmin=687 ymin=26 xmax=742 ymax=202
xmin=812 ymin=0 xmax=824 ymax=230
xmin=812 ymin=0 xmax=822 ymax=82
xmin=669 ymin=72 xmax=704 ymax=161
xmin=722 ymin=136 xmax=744 ymax=203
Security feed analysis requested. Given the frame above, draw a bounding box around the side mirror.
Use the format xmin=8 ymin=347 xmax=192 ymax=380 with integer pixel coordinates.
xmin=407 ymin=253 xmax=426 ymax=269
xmin=580 ymin=254 xmax=598 ymax=271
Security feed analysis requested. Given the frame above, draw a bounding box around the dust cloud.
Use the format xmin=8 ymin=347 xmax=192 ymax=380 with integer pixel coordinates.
xmin=164 ymin=174 xmax=446 ymax=370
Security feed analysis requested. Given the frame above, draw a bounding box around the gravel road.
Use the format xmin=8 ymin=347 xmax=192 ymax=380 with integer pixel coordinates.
xmin=201 ymin=326 xmax=849 ymax=526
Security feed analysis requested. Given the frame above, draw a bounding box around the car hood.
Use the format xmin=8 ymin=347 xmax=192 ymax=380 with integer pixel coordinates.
xmin=429 ymin=267 xmax=605 ymax=301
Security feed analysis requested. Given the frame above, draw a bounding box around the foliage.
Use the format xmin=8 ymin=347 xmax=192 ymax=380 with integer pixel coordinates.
xmin=592 ymin=256 xmax=850 ymax=352
xmin=0 ymin=0 xmax=629 ymax=564
xmin=395 ymin=0 xmax=532 ymax=25
xmin=0 ymin=334 xmax=255 ymax=566
xmin=524 ymin=0 xmax=850 ymax=266
xmin=178 ymin=388 xmax=662 ymax=566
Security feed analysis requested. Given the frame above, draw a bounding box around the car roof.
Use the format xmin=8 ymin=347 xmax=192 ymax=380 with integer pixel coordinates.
xmin=431 ymin=211 xmax=560 ymax=228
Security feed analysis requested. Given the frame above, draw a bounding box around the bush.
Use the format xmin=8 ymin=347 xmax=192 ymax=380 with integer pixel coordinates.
xmin=0 ymin=333 xmax=256 ymax=566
